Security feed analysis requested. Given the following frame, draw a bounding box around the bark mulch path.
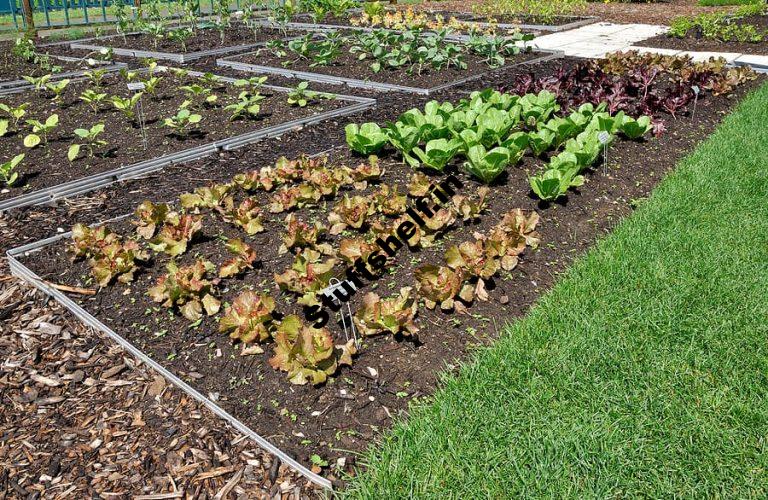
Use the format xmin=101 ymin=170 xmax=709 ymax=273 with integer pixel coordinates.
xmin=0 ymin=270 xmax=323 ymax=499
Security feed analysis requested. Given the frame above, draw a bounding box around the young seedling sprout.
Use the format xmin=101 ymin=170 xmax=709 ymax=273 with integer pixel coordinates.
xmin=68 ymin=123 xmax=108 ymax=161
xmin=0 ymin=154 xmax=24 ymax=187
xmin=24 ymin=114 xmax=59 ymax=149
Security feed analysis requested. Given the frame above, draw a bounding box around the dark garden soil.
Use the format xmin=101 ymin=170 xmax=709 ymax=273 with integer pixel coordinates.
xmin=233 ymin=46 xmax=541 ymax=89
xmin=0 ymin=41 xmax=97 ymax=84
xmin=79 ymin=24 xmax=310 ymax=54
xmin=9 ymin=53 xmax=763 ymax=483
xmin=636 ymin=15 xmax=768 ymax=55
xmin=0 ymin=70 xmax=349 ymax=202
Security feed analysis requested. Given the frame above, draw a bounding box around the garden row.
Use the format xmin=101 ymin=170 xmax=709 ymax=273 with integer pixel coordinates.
xmin=10 ymin=50 xmax=760 ymax=475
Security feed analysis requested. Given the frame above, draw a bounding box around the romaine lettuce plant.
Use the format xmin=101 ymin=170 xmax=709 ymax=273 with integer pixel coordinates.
xmin=411 ymin=138 xmax=461 ymax=171
xmin=529 ymin=165 xmax=584 ymax=202
xmin=345 ymin=123 xmax=388 ymax=155
xmin=463 ymin=145 xmax=513 ymax=184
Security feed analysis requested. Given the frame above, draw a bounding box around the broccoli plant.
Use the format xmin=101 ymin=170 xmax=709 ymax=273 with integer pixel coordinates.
xmin=45 ymin=79 xmax=70 ymax=103
xmin=162 ymin=104 xmax=203 ymax=137
xmin=354 ymin=287 xmax=419 ymax=337
xmin=79 ymin=89 xmax=108 ymax=113
xmin=225 ymin=91 xmax=264 ymax=121
xmin=110 ymin=92 xmax=143 ymax=121
xmin=0 ymin=154 xmax=24 ymax=187
xmin=180 ymin=83 xmax=218 ymax=106
xmin=84 ymin=68 xmax=108 ymax=88
xmin=268 ymin=315 xmax=356 ymax=385
xmin=22 ymin=74 xmax=52 ymax=93
xmin=148 ymin=259 xmax=221 ymax=322
xmin=219 ymin=290 xmax=276 ymax=344
xmin=287 ymin=81 xmax=333 ymax=107
xmin=0 ymin=102 xmax=28 ymax=130
xmin=68 ymin=123 xmax=108 ymax=161
xmin=24 ymin=114 xmax=59 ymax=148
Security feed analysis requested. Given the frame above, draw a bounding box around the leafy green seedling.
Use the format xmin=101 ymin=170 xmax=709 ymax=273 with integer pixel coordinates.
xmin=24 ymin=114 xmax=59 ymax=148
xmin=162 ymin=106 xmax=202 ymax=135
xmin=68 ymin=123 xmax=107 ymax=161
xmin=110 ymin=92 xmax=143 ymax=121
xmin=0 ymin=153 xmax=24 ymax=186
xmin=79 ymin=89 xmax=108 ymax=113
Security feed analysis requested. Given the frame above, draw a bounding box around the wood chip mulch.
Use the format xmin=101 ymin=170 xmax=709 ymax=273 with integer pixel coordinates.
xmin=0 ymin=270 xmax=325 ymax=499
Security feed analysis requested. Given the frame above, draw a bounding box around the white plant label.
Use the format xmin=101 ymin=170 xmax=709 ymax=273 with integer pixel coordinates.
xmin=597 ymin=131 xmax=610 ymax=144
xmin=692 ymin=85 xmax=700 ymax=95
xmin=127 ymin=82 xmax=146 ymax=91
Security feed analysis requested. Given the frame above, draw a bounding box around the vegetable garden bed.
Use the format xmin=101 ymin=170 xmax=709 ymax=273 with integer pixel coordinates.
xmin=471 ymin=14 xmax=597 ymax=32
xmin=6 ymin=51 xmax=761 ymax=486
xmin=217 ymin=29 xmax=556 ymax=94
xmin=636 ymin=11 xmax=768 ymax=55
xmin=0 ymin=66 xmax=374 ymax=212
xmin=0 ymin=39 xmax=122 ymax=93
xmin=262 ymin=8 xmax=539 ymax=38
xmin=68 ymin=24 xmax=311 ymax=63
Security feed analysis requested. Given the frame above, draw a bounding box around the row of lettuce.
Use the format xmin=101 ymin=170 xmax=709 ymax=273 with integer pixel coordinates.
xmin=345 ymin=89 xmax=653 ymax=201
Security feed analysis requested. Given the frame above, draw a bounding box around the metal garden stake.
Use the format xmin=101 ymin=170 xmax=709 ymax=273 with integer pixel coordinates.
xmin=128 ymin=82 xmax=149 ymax=150
xmin=691 ymin=85 xmax=700 ymax=121
xmin=598 ymin=130 xmax=610 ymax=176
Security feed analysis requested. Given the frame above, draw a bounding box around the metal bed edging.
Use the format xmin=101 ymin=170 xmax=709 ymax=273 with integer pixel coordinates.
xmin=6 ymin=232 xmax=333 ymax=491
xmin=0 ymin=68 xmax=375 ymax=213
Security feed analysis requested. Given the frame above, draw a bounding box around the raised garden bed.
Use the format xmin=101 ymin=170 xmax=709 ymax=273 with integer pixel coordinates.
xmin=218 ymin=30 xmax=556 ymax=94
xmin=471 ymin=13 xmax=597 ymax=32
xmin=68 ymin=24 xmax=312 ymax=63
xmin=265 ymin=8 xmax=538 ymax=38
xmin=0 ymin=67 xmax=374 ymax=212
xmin=0 ymin=39 xmax=122 ymax=93
xmin=7 ymin=51 xmax=761 ymax=488
xmin=636 ymin=14 xmax=768 ymax=55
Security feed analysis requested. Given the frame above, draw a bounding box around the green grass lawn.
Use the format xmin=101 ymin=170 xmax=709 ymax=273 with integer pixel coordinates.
xmin=345 ymin=82 xmax=768 ymax=498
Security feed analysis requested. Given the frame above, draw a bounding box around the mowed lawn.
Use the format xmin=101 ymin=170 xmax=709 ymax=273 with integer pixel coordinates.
xmin=345 ymin=82 xmax=768 ymax=498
